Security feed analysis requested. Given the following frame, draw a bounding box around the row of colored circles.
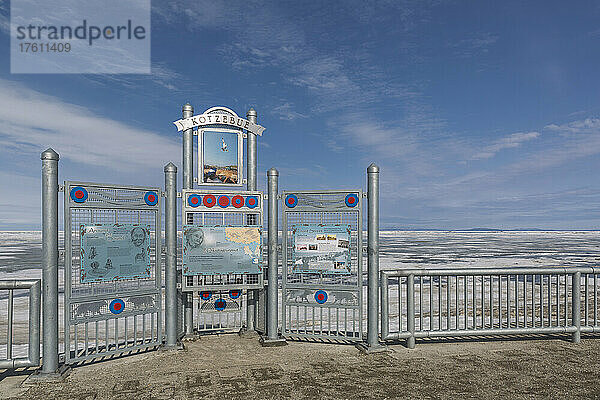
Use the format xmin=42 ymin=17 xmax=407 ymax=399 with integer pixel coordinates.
xmin=188 ymin=195 xmax=259 ymax=209
xmin=284 ymin=193 xmax=359 ymax=208
xmin=109 ymin=298 xmax=125 ymax=314
xmin=70 ymin=187 xmax=158 ymax=207
xmin=200 ymin=290 xmax=241 ymax=300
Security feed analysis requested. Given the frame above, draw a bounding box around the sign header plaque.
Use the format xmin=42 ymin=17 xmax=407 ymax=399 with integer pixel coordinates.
xmin=173 ymin=113 xmax=265 ymax=136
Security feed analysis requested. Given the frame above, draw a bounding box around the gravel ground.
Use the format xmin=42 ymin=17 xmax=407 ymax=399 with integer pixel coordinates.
xmin=1 ymin=333 xmax=600 ymax=399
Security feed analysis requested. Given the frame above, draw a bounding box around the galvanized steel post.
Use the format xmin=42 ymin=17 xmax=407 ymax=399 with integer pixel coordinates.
xmin=367 ymin=163 xmax=380 ymax=348
xmin=267 ymin=168 xmax=279 ymax=340
xmin=182 ymin=103 xmax=194 ymax=335
xmin=164 ymin=163 xmax=179 ymax=347
xmin=380 ymin=272 xmax=389 ymax=340
xmin=41 ymin=148 xmax=59 ymax=373
xmin=572 ymin=271 xmax=581 ymax=343
xmin=246 ymin=107 xmax=258 ymax=332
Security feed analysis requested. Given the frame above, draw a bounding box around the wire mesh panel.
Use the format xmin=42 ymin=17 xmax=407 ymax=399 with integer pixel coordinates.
xmin=64 ymin=181 xmax=162 ymax=364
xmin=282 ymin=190 xmax=363 ymax=342
xmin=182 ymin=189 xmax=264 ymax=333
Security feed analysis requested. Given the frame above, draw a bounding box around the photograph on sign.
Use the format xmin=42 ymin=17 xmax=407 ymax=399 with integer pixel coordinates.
xmin=291 ymin=224 xmax=352 ymax=274
xmin=199 ymin=129 xmax=242 ymax=185
xmin=80 ymin=224 xmax=151 ymax=283
xmin=182 ymin=225 xmax=261 ymax=275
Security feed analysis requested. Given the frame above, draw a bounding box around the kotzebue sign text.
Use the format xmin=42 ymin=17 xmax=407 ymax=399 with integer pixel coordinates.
xmin=173 ymin=112 xmax=265 ymax=136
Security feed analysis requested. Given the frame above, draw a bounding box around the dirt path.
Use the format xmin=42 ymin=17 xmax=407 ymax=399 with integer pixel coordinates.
xmin=2 ymin=334 xmax=600 ymax=399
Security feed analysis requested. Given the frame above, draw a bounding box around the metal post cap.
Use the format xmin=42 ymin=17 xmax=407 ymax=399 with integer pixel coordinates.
xmin=246 ymin=107 xmax=257 ymax=118
xmin=182 ymin=103 xmax=193 ymax=112
xmin=164 ymin=162 xmax=177 ymax=173
xmin=367 ymin=163 xmax=380 ymax=173
xmin=267 ymin=167 xmax=279 ymax=176
xmin=41 ymin=148 xmax=59 ymax=161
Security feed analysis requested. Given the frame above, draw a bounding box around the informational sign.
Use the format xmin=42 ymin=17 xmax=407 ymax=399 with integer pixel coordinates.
xmin=182 ymin=225 xmax=261 ymax=275
xmin=291 ymin=224 xmax=351 ymax=274
xmin=80 ymin=224 xmax=151 ymax=283
xmin=199 ymin=130 xmax=242 ymax=185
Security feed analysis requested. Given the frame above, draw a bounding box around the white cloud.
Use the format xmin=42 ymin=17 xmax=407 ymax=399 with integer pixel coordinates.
xmin=271 ymin=103 xmax=306 ymax=121
xmin=472 ymin=131 xmax=540 ymax=159
xmin=0 ymin=79 xmax=181 ymax=172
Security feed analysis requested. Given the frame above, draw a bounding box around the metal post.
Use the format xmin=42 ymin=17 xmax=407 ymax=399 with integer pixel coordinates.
xmin=182 ymin=103 xmax=194 ymax=336
xmin=267 ymin=168 xmax=279 ymax=340
xmin=367 ymin=163 xmax=380 ymax=347
xmin=572 ymin=271 xmax=581 ymax=343
xmin=41 ymin=148 xmax=59 ymax=373
xmin=260 ymin=168 xmax=286 ymax=346
xmin=246 ymin=107 xmax=258 ymax=332
xmin=164 ymin=162 xmax=179 ymax=348
xmin=407 ymin=274 xmax=416 ymax=349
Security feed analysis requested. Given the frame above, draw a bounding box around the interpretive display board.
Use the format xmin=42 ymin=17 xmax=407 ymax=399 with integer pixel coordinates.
xmin=80 ymin=224 xmax=151 ymax=283
xmin=182 ymin=225 xmax=261 ymax=276
xmin=291 ymin=224 xmax=351 ymax=275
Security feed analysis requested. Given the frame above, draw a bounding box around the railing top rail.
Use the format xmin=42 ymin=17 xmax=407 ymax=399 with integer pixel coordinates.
xmin=0 ymin=279 xmax=41 ymax=289
xmin=381 ymin=266 xmax=599 ymax=277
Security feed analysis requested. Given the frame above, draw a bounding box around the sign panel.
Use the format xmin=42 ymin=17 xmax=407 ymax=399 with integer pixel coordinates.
xmin=199 ymin=129 xmax=242 ymax=185
xmin=80 ymin=224 xmax=151 ymax=283
xmin=291 ymin=224 xmax=351 ymax=274
xmin=173 ymin=113 xmax=266 ymax=136
xmin=182 ymin=225 xmax=261 ymax=276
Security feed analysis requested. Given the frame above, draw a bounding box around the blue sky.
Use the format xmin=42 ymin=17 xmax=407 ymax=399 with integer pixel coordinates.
xmin=0 ymin=1 xmax=599 ymax=230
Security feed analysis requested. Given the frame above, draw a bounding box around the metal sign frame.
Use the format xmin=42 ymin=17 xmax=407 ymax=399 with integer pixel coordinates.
xmin=182 ymin=188 xmax=264 ymax=333
xmin=197 ymin=127 xmax=244 ymax=187
xmin=64 ymin=181 xmax=162 ymax=364
xmin=281 ymin=190 xmax=363 ymax=342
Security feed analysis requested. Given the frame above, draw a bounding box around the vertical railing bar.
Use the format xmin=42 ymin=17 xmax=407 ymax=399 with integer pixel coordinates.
xmin=446 ymin=276 xmax=450 ymax=330
xmin=547 ymin=275 xmax=551 ymax=327
xmin=105 ymin=319 xmax=108 ymax=352
xmin=480 ymin=275 xmax=484 ymax=329
xmin=524 ymin=275 xmax=528 ymax=328
xmin=115 ymin=317 xmax=119 ymax=350
xmin=399 ymin=278 xmax=403 ymax=332
xmin=124 ymin=316 xmax=128 ymax=347
xmin=489 ymin=276 xmax=493 ymax=329
xmin=430 ymin=278 xmax=433 ymax=331
xmin=472 ymin=276 xmax=476 ymax=330
xmin=595 ymin=273 xmax=598 ymax=326
xmin=564 ymin=273 xmax=568 ymax=327
xmin=74 ymin=323 xmax=78 ymax=358
xmin=7 ymin=289 xmax=13 ymax=360
xmin=85 ymin=322 xmax=89 ymax=356
xmin=419 ymin=277 xmax=423 ymax=331
xmin=515 ymin=275 xmax=519 ymax=328
xmin=95 ymin=321 xmax=99 ymax=354
xmin=463 ymin=276 xmax=467 ymax=330
xmin=455 ymin=276 xmax=459 ymax=330
xmin=540 ymin=275 xmax=544 ymax=327
xmin=438 ymin=277 xmax=442 ymax=331
xmin=585 ymin=274 xmax=589 ymax=327
xmin=507 ymin=275 xmax=511 ymax=328
xmin=556 ymin=275 xmax=559 ymax=326
xmin=407 ymin=274 xmax=415 ymax=348
xmin=498 ymin=275 xmax=502 ymax=329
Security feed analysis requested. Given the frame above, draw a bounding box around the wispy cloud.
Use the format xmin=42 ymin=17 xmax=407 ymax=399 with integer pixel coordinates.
xmin=472 ymin=131 xmax=540 ymax=159
xmin=0 ymin=79 xmax=180 ymax=172
xmin=271 ymin=103 xmax=306 ymax=121
xmin=448 ymin=32 xmax=499 ymax=58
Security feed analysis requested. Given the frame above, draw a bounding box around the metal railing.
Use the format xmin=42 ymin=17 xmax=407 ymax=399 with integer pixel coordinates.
xmin=380 ymin=267 xmax=600 ymax=348
xmin=0 ymin=279 xmax=41 ymax=368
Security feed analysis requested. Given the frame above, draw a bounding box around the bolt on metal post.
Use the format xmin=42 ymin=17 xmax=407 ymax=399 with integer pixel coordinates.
xmin=182 ymin=103 xmax=194 ymax=335
xmin=41 ymin=148 xmax=59 ymax=373
xmin=164 ymin=163 xmax=178 ymax=347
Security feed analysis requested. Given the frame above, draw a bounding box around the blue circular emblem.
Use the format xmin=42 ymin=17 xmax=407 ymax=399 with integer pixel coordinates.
xmin=144 ymin=191 xmax=159 ymax=206
xmin=315 ymin=290 xmax=328 ymax=304
xmin=285 ymin=194 xmax=298 ymax=208
xmin=109 ymin=298 xmax=125 ymax=314
xmin=70 ymin=186 xmax=88 ymax=203
xmin=188 ymin=194 xmax=202 ymax=208
xmin=200 ymin=291 xmax=212 ymax=301
xmin=245 ymin=196 xmax=259 ymax=209
xmin=345 ymin=193 xmax=359 ymax=208
xmin=229 ymin=290 xmax=241 ymax=299
xmin=214 ymin=299 xmax=227 ymax=311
